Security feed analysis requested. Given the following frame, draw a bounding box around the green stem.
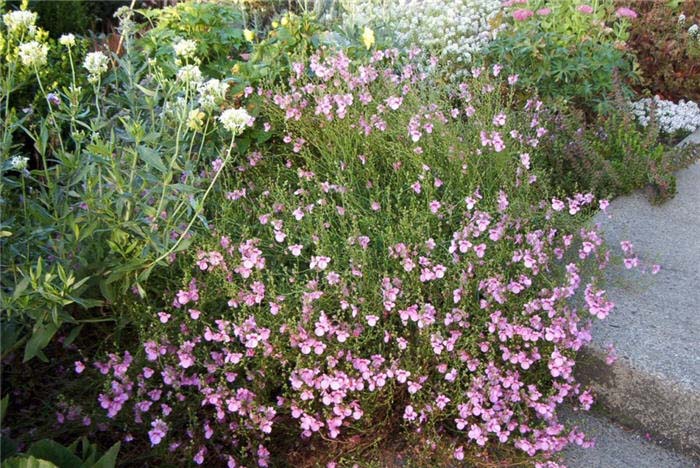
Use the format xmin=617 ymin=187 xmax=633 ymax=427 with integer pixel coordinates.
xmin=153 ymin=85 xmax=190 ymax=228
xmin=149 ymin=134 xmax=236 ymax=267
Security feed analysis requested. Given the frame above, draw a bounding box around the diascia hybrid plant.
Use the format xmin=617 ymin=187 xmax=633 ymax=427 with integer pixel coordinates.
xmin=85 ymin=49 xmax=648 ymax=466
xmin=0 ymin=4 xmax=252 ymax=361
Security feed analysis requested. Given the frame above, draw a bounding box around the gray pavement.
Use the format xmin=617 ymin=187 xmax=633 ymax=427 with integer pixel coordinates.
xmin=562 ymin=409 xmax=697 ymax=468
xmin=573 ymin=129 xmax=700 ymax=459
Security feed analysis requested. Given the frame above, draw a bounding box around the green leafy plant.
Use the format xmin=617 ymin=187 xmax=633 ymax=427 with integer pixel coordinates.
xmin=488 ymin=0 xmax=640 ymax=113
xmin=2 ymin=437 xmax=120 ymax=468
xmin=540 ymin=101 xmax=677 ymax=202
xmin=1 ymin=5 xmax=250 ymax=361
xmin=135 ymin=0 xmax=248 ymax=78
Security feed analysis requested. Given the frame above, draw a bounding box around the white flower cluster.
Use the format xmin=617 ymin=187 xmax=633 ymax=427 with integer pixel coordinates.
xmin=218 ymin=107 xmax=251 ymax=134
xmin=173 ymin=38 xmax=197 ymax=59
xmin=198 ymin=79 xmax=229 ymax=111
xmin=59 ymin=33 xmax=76 ymax=47
xmin=630 ymin=96 xmax=700 ymax=135
xmin=176 ymin=65 xmax=203 ymax=85
xmin=3 ymin=10 xmax=37 ymax=36
xmin=83 ymin=51 xmax=110 ymax=83
xmin=689 ymin=24 xmax=699 ymax=40
xmin=18 ymin=40 xmax=48 ymax=68
xmin=9 ymin=156 xmax=29 ymax=171
xmin=340 ymin=0 xmax=503 ymax=66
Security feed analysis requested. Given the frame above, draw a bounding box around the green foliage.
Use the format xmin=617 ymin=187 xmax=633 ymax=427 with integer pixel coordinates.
xmin=136 ymin=0 xmax=248 ymax=78
xmin=1 ymin=5 xmax=247 ymax=361
xmin=1 ymin=438 xmax=120 ymax=468
xmin=487 ymin=0 xmax=640 ymax=113
xmin=541 ymin=103 xmax=676 ymax=202
xmin=26 ymin=0 xmax=90 ymax=37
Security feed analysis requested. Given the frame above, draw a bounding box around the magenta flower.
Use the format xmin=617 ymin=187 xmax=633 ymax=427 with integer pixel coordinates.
xmin=537 ymin=8 xmax=551 ymax=16
xmin=577 ymin=4 xmax=594 ymax=14
xmin=512 ymin=9 xmax=534 ymax=21
xmin=615 ymin=6 xmax=637 ymax=18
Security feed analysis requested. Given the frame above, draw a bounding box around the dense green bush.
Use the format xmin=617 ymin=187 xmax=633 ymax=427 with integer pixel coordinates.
xmin=540 ymin=103 xmax=676 ymax=202
xmin=488 ymin=0 xmax=640 ymax=113
xmin=136 ymin=1 xmax=249 ymax=78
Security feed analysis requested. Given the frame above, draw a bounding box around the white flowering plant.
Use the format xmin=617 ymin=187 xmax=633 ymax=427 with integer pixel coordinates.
xmin=337 ymin=0 xmax=504 ymax=76
xmin=0 ymin=4 xmax=257 ymax=363
xmin=630 ymin=96 xmax=700 ymax=137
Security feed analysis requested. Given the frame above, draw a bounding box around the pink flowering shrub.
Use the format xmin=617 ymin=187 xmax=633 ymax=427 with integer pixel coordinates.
xmin=90 ymin=49 xmax=631 ymax=466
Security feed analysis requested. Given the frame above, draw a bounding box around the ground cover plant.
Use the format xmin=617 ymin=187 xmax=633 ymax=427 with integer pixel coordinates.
xmin=0 ymin=1 xmax=686 ymax=467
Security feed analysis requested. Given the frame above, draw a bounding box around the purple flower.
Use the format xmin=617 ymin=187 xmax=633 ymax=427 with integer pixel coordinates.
xmin=148 ymin=418 xmax=168 ymax=445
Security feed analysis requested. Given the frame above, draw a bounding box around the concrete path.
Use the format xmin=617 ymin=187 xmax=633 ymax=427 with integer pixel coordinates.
xmin=569 ymin=129 xmax=700 ymax=463
xmin=562 ymin=410 xmax=696 ymax=468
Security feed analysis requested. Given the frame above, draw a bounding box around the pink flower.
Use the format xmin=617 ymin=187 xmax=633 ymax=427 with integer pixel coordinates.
xmin=512 ymin=9 xmax=534 ymax=21
xmin=537 ymin=7 xmax=551 ymax=15
xmin=454 ymin=446 xmax=464 ymax=460
xmin=148 ymin=419 xmax=168 ymax=446
xmin=158 ymin=312 xmax=171 ymax=323
xmin=403 ymin=405 xmax=417 ymax=421
xmin=310 ymin=255 xmax=331 ymax=271
xmin=577 ymin=4 xmax=594 ymax=14
xmin=615 ymin=7 xmax=637 ymax=18
xmin=74 ymin=361 xmax=85 ymax=374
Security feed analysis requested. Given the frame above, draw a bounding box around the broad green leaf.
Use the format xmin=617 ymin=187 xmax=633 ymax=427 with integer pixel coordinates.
xmin=23 ymin=322 xmax=59 ymax=363
xmin=92 ymin=442 xmax=120 ymax=468
xmin=26 ymin=440 xmax=82 ymax=468
xmin=0 ymin=395 xmax=8 ymax=426
xmin=2 ymin=455 xmax=58 ymax=468
xmin=137 ymin=146 xmax=167 ymax=173
xmin=1 ymin=435 xmax=18 ymax=461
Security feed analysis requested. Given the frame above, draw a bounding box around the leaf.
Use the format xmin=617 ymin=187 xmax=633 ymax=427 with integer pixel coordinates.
xmin=1 ymin=435 xmax=18 ymax=462
xmin=0 ymin=395 xmax=8 ymax=426
xmin=0 ymin=321 xmax=18 ymax=356
xmin=26 ymin=439 xmax=82 ymax=467
xmin=12 ymin=277 xmax=30 ymax=299
xmin=23 ymin=322 xmax=60 ymax=363
xmin=92 ymin=442 xmax=120 ymax=468
xmin=136 ymin=146 xmax=167 ymax=173
xmin=62 ymin=325 xmax=83 ymax=348
xmin=2 ymin=455 xmax=58 ymax=468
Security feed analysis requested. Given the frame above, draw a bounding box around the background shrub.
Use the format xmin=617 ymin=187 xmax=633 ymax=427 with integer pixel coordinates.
xmin=487 ymin=0 xmax=640 ymax=113
xmin=540 ymin=103 xmax=677 ymax=202
xmin=618 ymin=0 xmax=700 ymax=102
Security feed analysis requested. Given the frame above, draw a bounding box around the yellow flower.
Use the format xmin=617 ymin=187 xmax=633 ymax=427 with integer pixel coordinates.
xmin=281 ymin=16 xmax=289 ymax=27
xmin=187 ymin=109 xmax=206 ymax=131
xmin=272 ymin=21 xmax=279 ymax=29
xmin=243 ymin=29 xmax=255 ymax=42
xmin=362 ymin=26 xmax=375 ymax=50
